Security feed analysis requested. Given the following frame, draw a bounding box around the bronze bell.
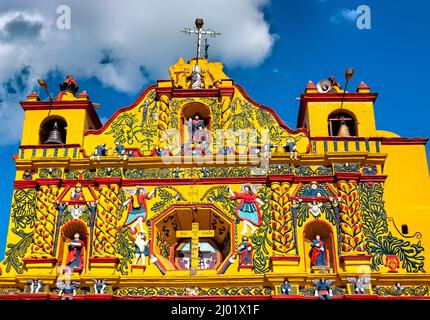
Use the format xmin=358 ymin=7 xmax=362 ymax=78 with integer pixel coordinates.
xmin=337 ymin=120 xmax=351 ymax=137
xmin=44 ymin=122 xmax=63 ymax=144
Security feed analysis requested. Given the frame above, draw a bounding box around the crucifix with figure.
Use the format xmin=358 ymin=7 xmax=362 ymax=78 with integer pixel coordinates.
xmin=182 ymin=18 xmax=221 ymax=63
xmin=176 ymin=222 xmax=214 ymax=271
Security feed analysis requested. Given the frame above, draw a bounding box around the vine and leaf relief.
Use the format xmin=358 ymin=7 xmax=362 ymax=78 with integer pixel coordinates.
xmin=360 ymin=182 xmax=425 ymax=273
xmin=3 ymin=189 xmax=36 ymax=273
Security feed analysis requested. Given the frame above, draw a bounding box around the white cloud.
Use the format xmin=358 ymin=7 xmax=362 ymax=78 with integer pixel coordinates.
xmin=0 ymin=0 xmax=276 ymax=146
xmin=330 ymin=8 xmax=358 ymax=23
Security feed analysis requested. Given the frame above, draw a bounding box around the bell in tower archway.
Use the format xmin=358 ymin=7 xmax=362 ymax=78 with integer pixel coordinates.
xmin=44 ymin=122 xmax=64 ymax=144
xmin=337 ymin=119 xmax=350 ymax=137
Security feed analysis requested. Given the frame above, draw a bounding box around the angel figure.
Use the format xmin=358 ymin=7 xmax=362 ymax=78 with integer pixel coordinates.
xmin=347 ymin=276 xmax=371 ymax=294
xmin=122 ymin=186 xmax=156 ymax=233
xmin=308 ymin=200 xmax=323 ymax=218
xmin=69 ymin=204 xmax=85 ymax=220
xmin=228 ymin=184 xmax=264 ymax=236
xmin=57 ymin=279 xmax=79 ymax=300
xmin=28 ymin=279 xmax=43 ymax=293
xmin=312 ymin=279 xmax=335 ymax=300
xmin=92 ymin=279 xmax=107 ymax=294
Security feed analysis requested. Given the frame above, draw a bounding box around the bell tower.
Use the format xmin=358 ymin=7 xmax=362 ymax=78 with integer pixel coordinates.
xmin=19 ymin=75 xmax=102 ymax=147
xmin=297 ymin=78 xmax=378 ymax=137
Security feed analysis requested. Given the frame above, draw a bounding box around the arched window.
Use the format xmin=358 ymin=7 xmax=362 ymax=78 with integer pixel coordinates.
xmin=327 ymin=111 xmax=357 ymax=136
xmin=39 ymin=116 xmax=67 ymax=144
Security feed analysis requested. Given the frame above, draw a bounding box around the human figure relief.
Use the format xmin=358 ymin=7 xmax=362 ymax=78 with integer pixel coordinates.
xmin=65 ymin=233 xmax=85 ymax=270
xmin=228 ymin=184 xmax=264 ymax=236
xmin=132 ymin=231 xmax=151 ymax=266
xmin=28 ymin=279 xmax=43 ymax=293
xmin=69 ymin=204 xmax=85 ymax=220
xmin=92 ymin=279 xmax=107 ymax=294
xmin=238 ymin=236 xmax=253 ymax=266
xmin=122 ymin=187 xmax=156 ymax=234
xmin=310 ymin=235 xmax=328 ymax=267
xmin=70 ymin=184 xmax=84 ymax=201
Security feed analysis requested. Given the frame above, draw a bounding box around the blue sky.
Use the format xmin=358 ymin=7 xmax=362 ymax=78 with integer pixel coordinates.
xmin=0 ymin=0 xmax=429 ymax=259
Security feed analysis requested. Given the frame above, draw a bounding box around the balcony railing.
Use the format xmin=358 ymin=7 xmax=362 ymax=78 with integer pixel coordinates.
xmin=310 ymin=137 xmax=382 ymax=154
xmin=18 ymin=144 xmax=81 ymax=159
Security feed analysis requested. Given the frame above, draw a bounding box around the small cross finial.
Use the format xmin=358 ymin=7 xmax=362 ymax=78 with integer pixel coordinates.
xmin=182 ymin=18 xmax=221 ymax=63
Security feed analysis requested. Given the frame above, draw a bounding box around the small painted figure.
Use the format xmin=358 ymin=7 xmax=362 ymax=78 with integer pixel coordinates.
xmin=191 ymin=64 xmax=203 ymax=89
xmin=133 ymin=231 xmax=150 ymax=266
xmin=347 ymin=276 xmax=370 ymax=294
xmin=280 ymin=279 xmax=292 ymax=295
xmin=69 ymin=204 xmax=85 ymax=220
xmin=200 ymin=167 xmax=209 ymax=178
xmin=59 ymin=74 xmax=79 ymax=93
xmin=308 ymin=200 xmax=323 ymax=218
xmin=87 ymin=201 xmax=98 ymax=227
xmin=314 ymin=279 xmax=333 ymax=300
xmin=56 ymin=201 xmax=69 ymax=215
xmin=283 ymin=138 xmax=298 ymax=160
xmin=219 ymin=144 xmax=234 ymax=155
xmin=59 ymin=280 xmax=78 ymax=300
xmin=28 ymin=279 xmax=43 ymax=293
xmin=229 ymin=184 xmax=264 ymax=236
xmin=122 ymin=187 xmax=156 ymax=233
xmin=238 ymin=236 xmax=253 ymax=266
xmin=115 ymin=142 xmax=127 ymax=160
xmin=65 ymin=233 xmax=85 ymax=270
xmin=92 ymin=279 xmax=107 ymax=294
xmin=153 ymin=146 xmax=172 ymax=157
xmin=70 ymin=184 xmax=85 ymax=201
xmin=303 ymin=182 xmax=326 ymax=197
xmin=310 ymin=235 xmax=328 ymax=267
xmin=22 ymin=170 xmax=33 ymax=180
xmin=173 ymin=167 xmax=183 ymax=178
xmin=91 ymin=144 xmax=108 ymax=161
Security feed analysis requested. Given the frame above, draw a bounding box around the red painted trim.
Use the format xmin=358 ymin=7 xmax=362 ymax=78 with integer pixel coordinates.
xmin=22 ymin=257 xmax=58 ymax=265
xmin=292 ymin=196 xmax=332 ymax=202
xmin=20 ymin=100 xmax=102 ymax=129
xmin=18 ymin=293 xmax=50 ymax=300
xmin=293 ymin=176 xmax=334 ymax=183
xmin=298 ymin=92 xmax=378 ymax=127
xmin=334 ymin=173 xmax=361 ymax=180
xmin=61 ymin=180 xmax=95 ymax=187
xmin=19 ymin=144 xmax=81 ymax=149
xmin=343 ymin=294 xmax=378 ymax=300
xmin=35 ymin=178 xmax=61 ymax=186
xmin=311 ymin=136 xmax=383 ymax=141
xmin=121 ymin=177 xmax=268 ymax=186
xmin=89 ymin=256 xmax=119 ymax=264
xmin=131 ymin=265 xmax=147 ymax=270
xmin=360 ymin=175 xmax=387 ymax=182
xmin=112 ymin=295 xmax=271 ymax=301
xmin=381 ymin=137 xmax=428 ymax=145
xmin=0 ymin=294 xmax=21 ymax=300
xmin=83 ymin=294 xmax=114 ymax=300
xmin=270 ymin=255 xmax=300 ymax=262
xmin=172 ymin=88 xmax=222 ymax=97
xmin=14 ymin=180 xmax=37 ymax=189
xmin=340 ymin=254 xmax=371 ymax=262
xmin=85 ymin=85 xmax=157 ymax=136
xmin=267 ymin=174 xmax=295 ymax=182
xmin=235 ymin=84 xmax=311 ymax=140
xmin=94 ymin=178 xmax=122 ymax=185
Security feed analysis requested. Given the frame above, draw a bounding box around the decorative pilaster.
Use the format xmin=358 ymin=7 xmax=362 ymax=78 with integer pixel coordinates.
xmin=92 ymin=183 xmax=121 ymax=257
xmin=270 ymin=182 xmax=299 ymax=272
xmin=337 ymin=180 xmax=365 ymax=253
xmin=30 ymin=185 xmax=58 ymax=257
xmin=157 ymin=94 xmax=171 ymax=147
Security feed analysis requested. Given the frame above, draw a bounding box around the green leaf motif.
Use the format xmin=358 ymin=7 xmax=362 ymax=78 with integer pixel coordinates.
xmin=2 ymin=228 xmax=34 ymax=274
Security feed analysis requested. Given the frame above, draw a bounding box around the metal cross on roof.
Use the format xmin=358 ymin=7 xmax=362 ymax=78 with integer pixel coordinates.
xmin=181 ymin=19 xmax=221 ymax=63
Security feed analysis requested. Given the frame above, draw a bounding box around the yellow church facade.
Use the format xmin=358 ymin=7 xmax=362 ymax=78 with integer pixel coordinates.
xmin=0 ymin=56 xmax=429 ymax=300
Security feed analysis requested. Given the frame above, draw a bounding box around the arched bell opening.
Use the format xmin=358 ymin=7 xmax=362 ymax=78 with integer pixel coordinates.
xmin=303 ymin=219 xmax=337 ymax=273
xmin=39 ymin=116 xmax=68 ymax=144
xmin=327 ymin=110 xmax=357 ymax=137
